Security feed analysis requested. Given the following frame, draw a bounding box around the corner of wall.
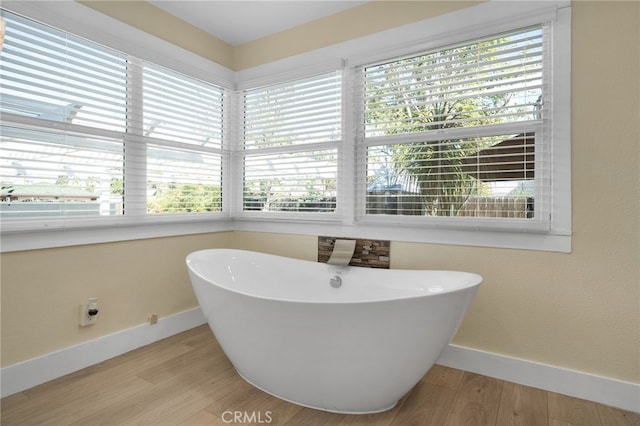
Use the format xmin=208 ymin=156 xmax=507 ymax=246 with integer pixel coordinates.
xmin=77 ymin=0 xmax=234 ymax=69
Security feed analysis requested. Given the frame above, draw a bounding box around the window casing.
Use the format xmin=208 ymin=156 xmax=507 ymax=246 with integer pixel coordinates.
xmin=357 ymin=26 xmax=550 ymax=232
xmin=140 ymin=62 xmax=225 ymax=215
xmin=240 ymin=71 xmax=342 ymax=218
xmin=0 ymin=10 xmax=226 ymax=229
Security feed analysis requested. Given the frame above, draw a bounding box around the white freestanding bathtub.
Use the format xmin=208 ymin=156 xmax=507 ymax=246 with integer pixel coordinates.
xmin=186 ymin=249 xmax=482 ymax=414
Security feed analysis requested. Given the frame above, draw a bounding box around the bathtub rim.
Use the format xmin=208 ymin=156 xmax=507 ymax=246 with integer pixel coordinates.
xmin=186 ymin=248 xmax=483 ymax=305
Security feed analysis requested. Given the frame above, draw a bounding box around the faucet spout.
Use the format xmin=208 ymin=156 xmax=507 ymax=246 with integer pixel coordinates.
xmin=327 ymin=239 xmax=356 ymax=267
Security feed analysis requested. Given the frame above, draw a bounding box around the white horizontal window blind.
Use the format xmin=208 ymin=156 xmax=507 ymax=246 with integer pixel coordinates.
xmin=146 ymin=144 xmax=223 ymax=214
xmin=0 ymin=127 xmax=124 ymax=219
xmin=0 ymin=9 xmax=226 ymax=223
xmin=242 ymin=71 xmax=341 ymax=214
xmin=1 ymin=1 xmax=570 ymax=251
xmin=243 ymin=149 xmax=338 ymax=212
xmin=142 ymin=64 xmax=224 ymax=149
xmin=0 ymin=11 xmax=127 ymax=131
xmin=0 ymin=10 xmax=126 ymax=221
xmin=244 ymin=72 xmax=341 ymax=149
xmin=361 ymin=26 xmax=549 ymax=227
xmin=141 ymin=63 xmax=225 ymax=214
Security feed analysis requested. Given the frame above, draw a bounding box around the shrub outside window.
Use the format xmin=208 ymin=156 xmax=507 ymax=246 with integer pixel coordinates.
xmin=359 ymin=27 xmax=550 ymax=231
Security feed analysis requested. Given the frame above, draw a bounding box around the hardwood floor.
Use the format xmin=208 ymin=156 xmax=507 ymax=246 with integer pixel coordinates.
xmin=2 ymin=325 xmax=639 ymax=425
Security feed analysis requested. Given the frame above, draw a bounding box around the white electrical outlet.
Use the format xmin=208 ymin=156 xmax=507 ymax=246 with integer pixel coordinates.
xmin=79 ymin=297 xmax=99 ymax=327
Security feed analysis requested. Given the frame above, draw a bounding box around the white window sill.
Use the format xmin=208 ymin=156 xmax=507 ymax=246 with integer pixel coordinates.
xmin=232 ymin=218 xmax=572 ymax=253
xmin=1 ymin=216 xmax=571 ymax=253
xmin=0 ymin=216 xmax=234 ymax=252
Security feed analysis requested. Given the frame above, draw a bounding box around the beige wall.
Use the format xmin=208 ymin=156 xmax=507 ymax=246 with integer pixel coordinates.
xmin=78 ymin=1 xmax=234 ymax=69
xmin=1 ymin=1 xmax=638 ymax=386
xmin=1 ymin=232 xmax=232 ymax=366
xmin=233 ymin=1 xmax=482 ymax=70
xmin=78 ymin=1 xmax=482 ymax=71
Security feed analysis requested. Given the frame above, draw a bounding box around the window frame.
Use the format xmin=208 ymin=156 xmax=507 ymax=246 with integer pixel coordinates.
xmin=237 ymin=70 xmax=343 ymax=221
xmin=355 ymin=23 xmax=551 ymax=232
xmin=1 ymin=0 xmax=571 ymax=253
xmin=1 ymin=3 xmax=235 ymax=250
xmin=231 ymin=0 xmax=571 ymax=253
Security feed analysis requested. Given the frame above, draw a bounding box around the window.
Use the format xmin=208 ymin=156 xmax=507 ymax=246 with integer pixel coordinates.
xmin=0 ymin=11 xmax=127 ymax=220
xmin=359 ymin=27 xmax=549 ymax=231
xmin=0 ymin=10 xmax=226 ymax=225
xmin=1 ymin=1 xmax=570 ymax=252
xmin=241 ymin=71 xmax=341 ymax=215
xmin=141 ymin=63 xmax=224 ymax=215
xmin=229 ymin=1 xmax=569 ymax=252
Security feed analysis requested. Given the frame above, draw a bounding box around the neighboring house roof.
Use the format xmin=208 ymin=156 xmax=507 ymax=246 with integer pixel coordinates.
xmin=0 ymin=184 xmax=98 ymax=201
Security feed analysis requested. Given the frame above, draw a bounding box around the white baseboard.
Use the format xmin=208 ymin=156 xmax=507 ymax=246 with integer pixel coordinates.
xmin=437 ymin=344 xmax=640 ymax=414
xmin=3 ymin=316 xmax=638 ymax=415
xmin=0 ymin=307 xmax=206 ymax=398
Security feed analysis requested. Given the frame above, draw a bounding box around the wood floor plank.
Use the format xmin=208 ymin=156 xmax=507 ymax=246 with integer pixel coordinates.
xmin=20 ymin=340 xmax=194 ymax=401
xmin=596 ymin=404 xmax=640 ymax=426
xmin=68 ymin=376 xmax=206 ymax=425
xmin=496 ymin=381 xmax=548 ymax=425
xmin=550 ymin=419 xmax=582 ymax=426
xmin=204 ymin=378 xmax=272 ymax=418
xmin=132 ymin=388 xmax=219 ymax=426
xmin=178 ymin=408 xmax=222 ymax=426
xmin=247 ymin=393 xmax=305 ymax=425
xmin=548 ymin=392 xmax=602 ymax=426
xmin=69 ymin=351 xmax=235 ymax=425
xmin=337 ymin=411 xmax=396 ymax=426
xmin=197 ymin=368 xmax=248 ymax=404
xmin=136 ymin=344 xmax=231 ymax=385
xmin=2 ymin=375 xmax=152 ymax=426
xmin=0 ymin=391 xmax=28 ymax=412
xmin=83 ymin=329 xmax=198 ymax=374
xmin=1 ymin=339 xmax=185 ymax=422
xmin=390 ymin=380 xmax=457 ymax=426
xmin=336 ymin=403 xmax=402 ymax=426
xmin=332 ymin=393 xmax=408 ymax=426
xmin=443 ymin=372 xmax=504 ymax=426
xmin=424 ymin=364 xmax=465 ymax=391
xmin=283 ymin=407 xmax=348 ymax=425
xmin=176 ymin=324 xmax=223 ymax=351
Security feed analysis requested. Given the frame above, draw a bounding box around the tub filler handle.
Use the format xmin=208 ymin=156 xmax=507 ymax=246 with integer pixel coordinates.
xmin=330 ymin=273 xmax=343 ymax=288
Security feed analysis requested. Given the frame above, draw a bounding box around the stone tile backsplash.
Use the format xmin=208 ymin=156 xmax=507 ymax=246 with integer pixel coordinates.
xmin=318 ymin=236 xmax=390 ymax=269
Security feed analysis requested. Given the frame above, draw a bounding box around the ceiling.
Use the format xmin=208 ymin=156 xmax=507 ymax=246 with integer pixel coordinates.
xmin=149 ymin=1 xmax=369 ymax=46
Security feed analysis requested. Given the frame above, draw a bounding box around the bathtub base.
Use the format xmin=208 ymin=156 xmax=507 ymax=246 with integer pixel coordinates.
xmin=235 ymin=369 xmax=399 ymax=415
